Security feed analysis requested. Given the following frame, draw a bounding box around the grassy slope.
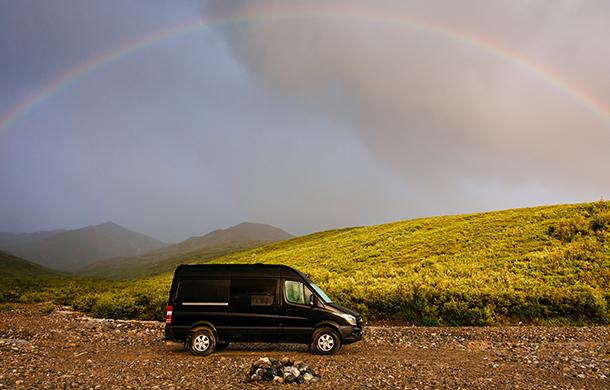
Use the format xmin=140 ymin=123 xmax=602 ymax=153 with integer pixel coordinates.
xmin=0 ymin=250 xmax=60 ymax=279
xmin=206 ymin=201 xmax=610 ymax=324
xmin=0 ymin=250 xmax=66 ymax=303
xmin=3 ymin=202 xmax=609 ymax=325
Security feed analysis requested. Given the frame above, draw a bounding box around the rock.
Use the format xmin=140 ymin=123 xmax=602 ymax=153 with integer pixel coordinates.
xmin=273 ymin=376 xmax=284 ymax=384
xmin=280 ymin=357 xmax=293 ymax=366
xmin=284 ymin=374 xmax=296 ymax=384
xmin=254 ymin=357 xmax=271 ymax=368
xmin=247 ymin=357 xmax=319 ymax=384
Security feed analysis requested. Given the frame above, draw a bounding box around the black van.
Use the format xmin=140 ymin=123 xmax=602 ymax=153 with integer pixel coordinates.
xmin=165 ymin=264 xmax=362 ymax=355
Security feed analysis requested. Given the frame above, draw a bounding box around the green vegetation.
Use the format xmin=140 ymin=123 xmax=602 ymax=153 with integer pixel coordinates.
xmin=2 ymin=202 xmax=609 ymax=325
xmin=0 ymin=275 xmax=170 ymax=321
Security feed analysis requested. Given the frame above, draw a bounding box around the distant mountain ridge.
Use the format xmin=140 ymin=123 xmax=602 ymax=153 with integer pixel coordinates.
xmin=0 ymin=229 xmax=66 ymax=247
xmin=0 ymin=222 xmax=165 ymax=272
xmin=80 ymin=222 xmax=293 ymax=279
xmin=166 ymin=222 xmax=294 ymax=254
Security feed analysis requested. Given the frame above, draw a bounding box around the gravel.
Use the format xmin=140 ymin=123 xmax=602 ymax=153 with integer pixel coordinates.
xmin=0 ymin=303 xmax=608 ymax=389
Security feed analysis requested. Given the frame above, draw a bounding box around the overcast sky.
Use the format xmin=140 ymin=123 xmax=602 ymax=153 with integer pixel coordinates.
xmin=1 ymin=0 xmax=609 ymax=242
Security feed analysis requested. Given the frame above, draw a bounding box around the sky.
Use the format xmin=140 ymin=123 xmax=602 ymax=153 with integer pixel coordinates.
xmin=1 ymin=0 xmax=609 ymax=242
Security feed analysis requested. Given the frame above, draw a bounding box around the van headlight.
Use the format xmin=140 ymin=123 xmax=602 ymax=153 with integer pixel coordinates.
xmin=339 ymin=313 xmax=357 ymax=326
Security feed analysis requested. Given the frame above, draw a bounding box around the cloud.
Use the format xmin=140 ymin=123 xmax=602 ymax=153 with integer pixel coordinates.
xmin=205 ymin=0 xmax=610 ymax=195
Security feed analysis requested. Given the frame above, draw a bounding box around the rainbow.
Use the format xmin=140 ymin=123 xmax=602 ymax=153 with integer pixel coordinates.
xmin=1 ymin=3 xmax=609 ymax=134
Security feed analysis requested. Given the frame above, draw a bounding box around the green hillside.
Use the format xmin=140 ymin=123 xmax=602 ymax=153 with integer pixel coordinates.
xmin=2 ymin=202 xmax=609 ymax=325
xmin=198 ymin=201 xmax=609 ymax=324
xmin=0 ymin=250 xmax=65 ymax=303
xmin=0 ymin=250 xmax=60 ymax=279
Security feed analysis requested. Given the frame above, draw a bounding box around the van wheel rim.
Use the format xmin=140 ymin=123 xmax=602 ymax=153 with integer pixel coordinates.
xmin=317 ymin=334 xmax=335 ymax=351
xmin=193 ymin=335 xmax=210 ymax=352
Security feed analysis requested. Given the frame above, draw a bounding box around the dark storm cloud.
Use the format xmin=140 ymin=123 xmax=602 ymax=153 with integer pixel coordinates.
xmin=205 ymin=0 xmax=610 ymax=195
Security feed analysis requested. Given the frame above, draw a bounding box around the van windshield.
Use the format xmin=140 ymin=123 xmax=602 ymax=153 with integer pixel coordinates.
xmin=310 ymin=283 xmax=333 ymax=304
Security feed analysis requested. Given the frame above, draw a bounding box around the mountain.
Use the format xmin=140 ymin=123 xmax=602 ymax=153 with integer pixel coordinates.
xmin=79 ymin=222 xmax=293 ymax=279
xmin=0 ymin=250 xmax=60 ymax=279
xmin=0 ymin=222 xmax=165 ymax=272
xmin=161 ymin=222 xmax=293 ymax=254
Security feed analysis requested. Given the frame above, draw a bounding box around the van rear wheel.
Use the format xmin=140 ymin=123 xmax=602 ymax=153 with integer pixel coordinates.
xmin=188 ymin=329 xmax=216 ymax=356
xmin=312 ymin=327 xmax=341 ymax=355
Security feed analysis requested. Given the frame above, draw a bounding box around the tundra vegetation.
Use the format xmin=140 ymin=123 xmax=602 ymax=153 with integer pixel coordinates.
xmin=1 ymin=202 xmax=608 ymax=326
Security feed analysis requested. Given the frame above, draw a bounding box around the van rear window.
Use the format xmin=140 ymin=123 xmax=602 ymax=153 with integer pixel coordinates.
xmin=176 ymin=279 xmax=229 ymax=304
xmin=230 ymin=279 xmax=276 ymax=308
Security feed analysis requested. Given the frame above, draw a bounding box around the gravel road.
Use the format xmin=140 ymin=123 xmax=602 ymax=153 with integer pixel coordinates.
xmin=0 ymin=304 xmax=608 ymax=389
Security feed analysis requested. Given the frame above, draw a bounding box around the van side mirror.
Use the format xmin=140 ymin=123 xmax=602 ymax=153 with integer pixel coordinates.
xmin=309 ymin=294 xmax=317 ymax=307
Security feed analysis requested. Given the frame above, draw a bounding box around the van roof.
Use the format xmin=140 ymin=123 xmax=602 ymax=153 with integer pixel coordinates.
xmin=173 ymin=263 xmax=306 ymax=279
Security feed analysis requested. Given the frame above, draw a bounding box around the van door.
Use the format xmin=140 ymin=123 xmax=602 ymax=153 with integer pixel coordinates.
xmin=227 ymin=278 xmax=279 ymax=341
xmin=279 ymin=279 xmax=318 ymax=342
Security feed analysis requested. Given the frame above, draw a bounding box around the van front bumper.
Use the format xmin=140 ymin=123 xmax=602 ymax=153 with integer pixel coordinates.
xmin=339 ymin=326 xmax=363 ymax=344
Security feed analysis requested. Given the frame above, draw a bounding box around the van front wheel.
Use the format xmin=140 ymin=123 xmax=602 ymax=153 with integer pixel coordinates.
xmin=188 ymin=329 xmax=216 ymax=356
xmin=312 ymin=328 xmax=341 ymax=355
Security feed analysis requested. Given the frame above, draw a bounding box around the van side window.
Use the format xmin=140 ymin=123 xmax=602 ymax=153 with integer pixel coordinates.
xmin=284 ymin=280 xmax=313 ymax=305
xmin=176 ymin=279 xmax=229 ymax=304
xmin=230 ymin=279 xmax=276 ymax=308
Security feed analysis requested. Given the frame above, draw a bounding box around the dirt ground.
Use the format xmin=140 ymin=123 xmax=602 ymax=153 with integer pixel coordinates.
xmin=0 ymin=304 xmax=608 ymax=389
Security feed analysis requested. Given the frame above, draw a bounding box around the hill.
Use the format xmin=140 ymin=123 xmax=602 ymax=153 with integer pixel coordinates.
xmin=200 ymin=201 xmax=609 ymax=325
xmin=0 ymin=222 xmax=165 ymax=272
xmin=2 ymin=202 xmax=609 ymax=325
xmin=0 ymin=250 xmax=60 ymax=279
xmin=79 ymin=222 xmax=293 ymax=279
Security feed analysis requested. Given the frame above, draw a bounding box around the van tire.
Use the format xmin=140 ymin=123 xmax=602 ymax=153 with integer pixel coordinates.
xmin=312 ymin=327 xmax=341 ymax=355
xmin=188 ymin=328 xmax=216 ymax=356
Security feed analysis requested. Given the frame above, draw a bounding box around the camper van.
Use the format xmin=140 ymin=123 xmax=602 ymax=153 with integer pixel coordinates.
xmin=164 ymin=264 xmax=363 ymax=355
